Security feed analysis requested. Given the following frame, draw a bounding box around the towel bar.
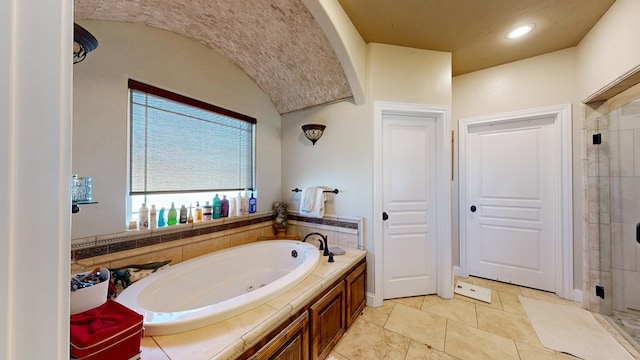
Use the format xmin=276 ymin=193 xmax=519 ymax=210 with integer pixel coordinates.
xmin=292 ymin=188 xmax=339 ymax=194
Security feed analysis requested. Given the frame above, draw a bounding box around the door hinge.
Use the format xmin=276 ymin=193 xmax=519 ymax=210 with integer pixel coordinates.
xmin=596 ymin=285 xmax=605 ymax=299
xmin=593 ymin=133 xmax=602 ymax=145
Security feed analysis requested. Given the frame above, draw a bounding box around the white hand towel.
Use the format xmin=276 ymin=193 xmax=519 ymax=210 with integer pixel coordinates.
xmin=300 ymin=187 xmax=318 ymax=212
xmin=300 ymin=188 xmax=326 ymax=218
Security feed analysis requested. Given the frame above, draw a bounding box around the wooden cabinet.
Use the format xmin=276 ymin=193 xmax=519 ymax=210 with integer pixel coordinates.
xmin=242 ymin=259 xmax=366 ymax=360
xmin=250 ymin=312 xmax=309 ymax=360
xmin=310 ymin=281 xmax=345 ymax=360
xmin=345 ymin=262 xmax=366 ymax=328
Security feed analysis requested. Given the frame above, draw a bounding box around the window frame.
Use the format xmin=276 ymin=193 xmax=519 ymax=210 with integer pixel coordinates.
xmin=126 ymin=79 xmax=257 ymax=219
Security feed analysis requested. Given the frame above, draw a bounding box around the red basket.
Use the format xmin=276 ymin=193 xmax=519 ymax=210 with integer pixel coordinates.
xmin=70 ymin=300 xmax=143 ymax=360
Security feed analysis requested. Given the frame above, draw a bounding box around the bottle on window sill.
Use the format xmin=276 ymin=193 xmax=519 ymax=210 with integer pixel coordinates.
xmin=139 ymin=204 xmax=149 ymax=230
xmin=229 ymin=197 xmax=236 ymax=218
xmin=158 ymin=207 xmax=166 ymax=227
xmin=203 ymin=201 xmax=212 ymax=220
xmin=179 ymin=204 xmax=188 ymax=224
xmin=249 ymin=192 xmax=257 ymax=214
xmin=221 ymin=195 xmax=229 ymax=217
xmin=240 ymin=192 xmax=249 ymax=215
xmin=195 ymin=201 xmax=203 ymax=222
xmin=150 ymin=205 xmax=157 ymax=229
xmin=212 ymin=194 xmax=222 ymax=219
xmin=187 ymin=204 xmax=194 ymax=224
xmin=168 ymin=203 xmax=177 ymax=226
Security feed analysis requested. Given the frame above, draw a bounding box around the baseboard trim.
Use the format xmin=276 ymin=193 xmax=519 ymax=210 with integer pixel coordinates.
xmin=366 ymin=292 xmax=379 ymax=307
xmin=573 ymin=288 xmax=584 ymax=304
xmin=453 ymin=266 xmax=464 ymax=278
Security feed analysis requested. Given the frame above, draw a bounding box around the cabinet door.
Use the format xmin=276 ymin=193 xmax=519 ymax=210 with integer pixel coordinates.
xmin=345 ymin=262 xmax=366 ymax=328
xmin=250 ymin=312 xmax=309 ymax=360
xmin=310 ymin=281 xmax=345 ymax=360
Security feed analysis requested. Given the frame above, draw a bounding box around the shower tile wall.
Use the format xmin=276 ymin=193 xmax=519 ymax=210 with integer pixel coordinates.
xmin=586 ymin=98 xmax=640 ymax=314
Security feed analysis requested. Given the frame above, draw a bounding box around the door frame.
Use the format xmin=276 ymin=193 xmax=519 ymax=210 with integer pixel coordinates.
xmin=458 ymin=104 xmax=573 ymax=299
xmin=372 ymin=101 xmax=452 ymax=307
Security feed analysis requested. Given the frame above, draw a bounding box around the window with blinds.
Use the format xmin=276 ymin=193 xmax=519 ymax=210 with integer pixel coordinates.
xmin=129 ymin=80 xmax=256 ymax=197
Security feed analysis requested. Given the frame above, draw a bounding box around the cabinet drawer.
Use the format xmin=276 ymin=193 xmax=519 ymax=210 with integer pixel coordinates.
xmin=250 ymin=312 xmax=309 ymax=360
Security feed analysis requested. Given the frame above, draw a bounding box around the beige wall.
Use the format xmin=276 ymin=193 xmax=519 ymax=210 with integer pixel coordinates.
xmin=578 ymin=0 xmax=640 ymax=100
xmin=72 ymin=21 xmax=282 ymax=239
xmin=453 ymin=48 xmax=578 ymax=120
xmin=282 ymin=43 xmax=452 ymax=294
xmin=368 ymin=43 xmax=452 ymax=104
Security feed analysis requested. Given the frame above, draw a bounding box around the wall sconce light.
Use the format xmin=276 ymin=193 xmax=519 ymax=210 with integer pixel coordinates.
xmin=302 ymin=124 xmax=326 ymax=145
xmin=74 ymin=23 xmax=99 ymax=64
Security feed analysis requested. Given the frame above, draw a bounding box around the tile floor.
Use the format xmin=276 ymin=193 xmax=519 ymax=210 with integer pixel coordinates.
xmin=329 ymin=277 xmax=640 ymax=360
xmin=612 ymin=310 xmax=640 ymax=347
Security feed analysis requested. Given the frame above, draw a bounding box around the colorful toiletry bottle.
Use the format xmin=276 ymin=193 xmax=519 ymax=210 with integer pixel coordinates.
xmin=248 ymin=192 xmax=257 ymax=214
xmin=179 ymin=204 xmax=188 ymax=223
xmin=158 ymin=207 xmax=166 ymax=227
xmin=240 ymin=192 xmax=249 ymax=215
xmin=212 ymin=194 xmax=222 ymax=219
xmin=221 ymin=195 xmax=229 ymax=217
xmin=236 ymin=193 xmax=243 ymax=215
xmin=195 ymin=201 xmax=203 ymax=222
xmin=203 ymin=201 xmax=212 ymax=220
xmin=139 ymin=203 xmax=149 ymax=230
xmin=150 ymin=205 xmax=157 ymax=229
xmin=229 ymin=197 xmax=236 ymax=217
xmin=167 ymin=202 xmax=177 ymax=225
xmin=187 ymin=203 xmax=194 ymax=224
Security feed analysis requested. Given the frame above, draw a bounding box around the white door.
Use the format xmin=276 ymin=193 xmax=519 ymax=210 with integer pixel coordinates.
xmin=465 ymin=116 xmax=557 ymax=292
xmin=382 ymin=112 xmax=437 ymax=299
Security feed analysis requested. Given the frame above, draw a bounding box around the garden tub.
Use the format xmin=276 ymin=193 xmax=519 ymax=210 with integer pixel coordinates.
xmin=116 ymin=240 xmax=320 ymax=335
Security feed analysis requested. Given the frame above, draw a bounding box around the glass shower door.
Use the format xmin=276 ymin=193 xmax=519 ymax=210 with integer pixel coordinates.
xmin=596 ymin=98 xmax=640 ymax=345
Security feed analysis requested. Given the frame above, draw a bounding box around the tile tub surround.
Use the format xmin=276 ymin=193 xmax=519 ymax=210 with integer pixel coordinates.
xmin=137 ymin=245 xmax=367 ymax=360
xmin=71 ymin=212 xmax=363 ymax=273
xmin=71 ymin=213 xmax=275 ymax=261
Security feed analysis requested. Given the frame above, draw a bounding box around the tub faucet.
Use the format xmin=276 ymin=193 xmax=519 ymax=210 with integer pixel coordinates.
xmin=302 ymin=232 xmax=330 ymax=256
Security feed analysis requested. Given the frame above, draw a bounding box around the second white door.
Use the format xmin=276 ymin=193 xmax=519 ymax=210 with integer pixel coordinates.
xmin=465 ymin=116 xmax=558 ymax=292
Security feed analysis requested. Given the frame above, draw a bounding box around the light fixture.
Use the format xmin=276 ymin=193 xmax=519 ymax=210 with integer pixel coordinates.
xmin=74 ymin=23 xmax=99 ymax=64
xmin=301 ymin=124 xmax=326 ymax=145
xmin=506 ymin=24 xmax=535 ymax=39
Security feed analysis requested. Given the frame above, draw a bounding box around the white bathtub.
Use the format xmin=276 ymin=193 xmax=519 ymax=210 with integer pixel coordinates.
xmin=116 ymin=240 xmax=320 ymax=336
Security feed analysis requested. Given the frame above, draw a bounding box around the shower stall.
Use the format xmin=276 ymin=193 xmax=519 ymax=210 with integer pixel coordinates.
xmin=586 ymin=92 xmax=640 ymax=347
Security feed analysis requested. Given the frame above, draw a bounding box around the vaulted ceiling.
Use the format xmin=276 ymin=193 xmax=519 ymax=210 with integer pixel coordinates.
xmin=74 ymin=0 xmax=353 ymax=114
xmin=75 ymin=0 xmax=615 ymax=114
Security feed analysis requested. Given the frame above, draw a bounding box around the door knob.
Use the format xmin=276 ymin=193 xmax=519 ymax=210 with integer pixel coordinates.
xmin=470 ymin=205 xmax=477 ymax=213
xmin=382 ymin=212 xmax=389 ymax=221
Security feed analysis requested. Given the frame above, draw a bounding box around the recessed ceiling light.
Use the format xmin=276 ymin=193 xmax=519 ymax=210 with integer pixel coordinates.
xmin=506 ymin=24 xmax=535 ymax=39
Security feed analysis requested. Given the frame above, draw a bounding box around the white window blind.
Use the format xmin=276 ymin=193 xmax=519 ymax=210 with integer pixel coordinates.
xmin=129 ymin=80 xmax=255 ymax=195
